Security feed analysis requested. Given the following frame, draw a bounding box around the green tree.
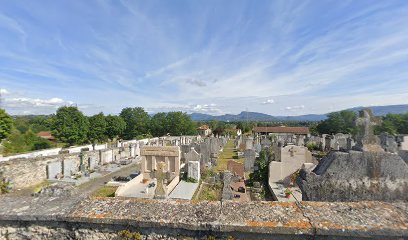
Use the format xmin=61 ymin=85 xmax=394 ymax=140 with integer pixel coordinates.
xmin=119 ymin=107 xmax=150 ymax=139
xmin=105 ymin=115 xmax=126 ymax=140
xmin=316 ymin=110 xmax=357 ymax=134
xmin=88 ymin=112 xmax=107 ymax=144
xmin=0 ymin=109 xmax=13 ymax=140
xmin=52 ymin=106 xmax=89 ymax=146
xmin=165 ymin=112 xmax=197 ymax=136
xmin=149 ymin=112 xmax=168 ymax=137
xmin=377 ymin=113 xmax=408 ymax=135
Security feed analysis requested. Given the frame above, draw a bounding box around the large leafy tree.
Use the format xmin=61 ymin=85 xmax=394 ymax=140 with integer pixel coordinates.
xmin=377 ymin=113 xmax=408 ymax=135
xmin=88 ymin=112 xmax=107 ymax=144
xmin=149 ymin=112 xmax=168 ymax=137
xmin=316 ymin=110 xmax=357 ymax=134
xmin=119 ymin=107 xmax=150 ymax=139
xmin=0 ymin=109 xmax=13 ymax=140
xmin=165 ymin=112 xmax=197 ymax=136
xmin=105 ymin=115 xmax=126 ymax=140
xmin=52 ymin=106 xmax=89 ymax=146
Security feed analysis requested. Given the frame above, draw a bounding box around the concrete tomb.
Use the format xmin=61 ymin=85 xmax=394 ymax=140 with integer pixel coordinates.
xmin=268 ymin=145 xmax=314 ymax=184
xmin=141 ymin=146 xmax=181 ymax=198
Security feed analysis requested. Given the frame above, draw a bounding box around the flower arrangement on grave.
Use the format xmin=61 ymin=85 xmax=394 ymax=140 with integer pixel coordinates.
xmin=284 ymin=188 xmax=292 ymax=198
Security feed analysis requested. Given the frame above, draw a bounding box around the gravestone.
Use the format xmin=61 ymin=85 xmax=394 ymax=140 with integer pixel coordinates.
xmin=346 ymin=137 xmax=355 ymax=151
xmin=154 ymin=161 xmax=167 ymax=199
xmin=47 ymin=161 xmax=62 ymax=179
xmin=354 ymin=108 xmax=383 ymax=152
xmin=62 ymin=159 xmax=76 ymax=177
xmin=260 ymin=138 xmax=272 ymax=148
xmin=380 ymin=132 xmax=398 ymax=153
xmin=187 ymin=161 xmax=200 ymax=182
xmin=245 ymin=136 xmax=254 ymax=150
xmin=254 ymin=143 xmax=262 ymax=153
xmin=185 ymin=147 xmax=201 ymax=164
xmin=88 ymin=157 xmax=97 ymax=170
xmin=244 ymin=149 xmax=256 ymax=171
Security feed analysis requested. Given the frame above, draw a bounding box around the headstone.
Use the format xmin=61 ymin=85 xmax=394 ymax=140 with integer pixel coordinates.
xmin=354 ymin=108 xmax=383 ymax=152
xmin=155 ymin=161 xmax=167 ymax=199
xmin=254 ymin=143 xmax=262 ymax=153
xmin=185 ymin=147 xmax=201 ymax=163
xmin=62 ymin=159 xmax=76 ymax=177
xmin=47 ymin=161 xmax=62 ymax=179
xmin=88 ymin=157 xmax=97 ymax=170
xmin=380 ymin=132 xmax=398 ymax=153
xmin=245 ymin=136 xmax=254 ymax=150
xmin=244 ymin=149 xmax=256 ymax=171
xmin=187 ymin=161 xmax=200 ymax=182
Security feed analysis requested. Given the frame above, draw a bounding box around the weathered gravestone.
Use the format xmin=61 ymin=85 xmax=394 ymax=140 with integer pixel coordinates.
xmin=187 ymin=161 xmax=200 ymax=182
xmin=47 ymin=161 xmax=62 ymax=179
xmin=62 ymin=159 xmax=76 ymax=177
xmin=184 ymin=147 xmax=200 ymax=164
xmin=353 ymin=109 xmax=383 ymax=152
xmin=254 ymin=143 xmax=262 ymax=153
xmin=380 ymin=132 xmax=398 ymax=153
xmin=244 ymin=149 xmax=256 ymax=171
xmin=298 ymin=108 xmax=408 ymax=202
xmin=88 ymin=157 xmax=97 ymax=170
xmin=154 ymin=161 xmax=167 ymax=199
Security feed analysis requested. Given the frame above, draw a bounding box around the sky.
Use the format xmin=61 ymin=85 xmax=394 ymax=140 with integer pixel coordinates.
xmin=0 ymin=0 xmax=408 ymax=116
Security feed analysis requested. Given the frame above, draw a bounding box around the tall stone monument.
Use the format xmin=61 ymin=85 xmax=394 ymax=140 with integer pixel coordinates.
xmin=354 ymin=108 xmax=383 ymax=152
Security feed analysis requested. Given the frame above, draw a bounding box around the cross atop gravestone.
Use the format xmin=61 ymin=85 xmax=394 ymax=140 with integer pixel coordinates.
xmin=154 ymin=161 xmax=167 ymax=199
xmin=354 ymin=108 xmax=383 ymax=152
xmin=288 ymin=146 xmax=297 ymax=157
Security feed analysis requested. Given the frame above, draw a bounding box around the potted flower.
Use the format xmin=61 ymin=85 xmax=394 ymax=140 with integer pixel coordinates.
xmin=284 ymin=188 xmax=292 ymax=198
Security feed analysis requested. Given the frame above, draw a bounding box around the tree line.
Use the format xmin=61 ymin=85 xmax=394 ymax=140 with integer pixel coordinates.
xmin=0 ymin=106 xmax=198 ymax=155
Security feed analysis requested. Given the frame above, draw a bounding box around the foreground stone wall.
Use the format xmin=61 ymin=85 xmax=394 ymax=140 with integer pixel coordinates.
xmin=0 ymin=197 xmax=406 ymax=240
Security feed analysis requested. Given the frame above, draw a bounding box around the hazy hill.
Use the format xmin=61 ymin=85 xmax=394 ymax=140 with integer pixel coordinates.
xmin=190 ymin=104 xmax=408 ymax=122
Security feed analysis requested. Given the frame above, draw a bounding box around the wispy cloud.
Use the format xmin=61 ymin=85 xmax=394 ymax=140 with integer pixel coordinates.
xmin=0 ymin=1 xmax=407 ymax=115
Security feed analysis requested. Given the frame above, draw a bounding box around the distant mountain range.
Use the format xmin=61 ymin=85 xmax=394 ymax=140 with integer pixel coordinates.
xmin=190 ymin=104 xmax=408 ymax=122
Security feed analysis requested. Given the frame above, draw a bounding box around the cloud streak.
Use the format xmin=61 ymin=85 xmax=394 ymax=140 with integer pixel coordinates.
xmin=0 ymin=1 xmax=407 ymax=115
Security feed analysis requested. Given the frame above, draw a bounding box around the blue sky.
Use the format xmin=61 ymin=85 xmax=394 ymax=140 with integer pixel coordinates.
xmin=0 ymin=0 xmax=408 ymax=116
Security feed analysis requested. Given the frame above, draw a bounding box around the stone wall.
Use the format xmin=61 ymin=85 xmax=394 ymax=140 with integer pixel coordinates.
xmin=0 ymin=198 xmax=406 ymax=240
xmin=0 ymin=147 xmax=130 ymax=189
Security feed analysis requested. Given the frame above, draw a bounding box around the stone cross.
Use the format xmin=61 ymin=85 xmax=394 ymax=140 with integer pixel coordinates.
xmin=354 ymin=108 xmax=383 ymax=152
xmin=154 ymin=161 xmax=167 ymax=199
xmin=288 ymin=147 xmax=297 ymax=157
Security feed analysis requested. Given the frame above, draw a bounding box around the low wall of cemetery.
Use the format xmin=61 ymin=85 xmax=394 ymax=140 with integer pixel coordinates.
xmin=0 ymin=147 xmax=129 ymax=189
xmin=0 ymin=198 xmax=406 ymax=240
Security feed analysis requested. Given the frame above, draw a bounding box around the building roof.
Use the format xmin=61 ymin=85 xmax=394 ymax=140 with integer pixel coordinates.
xmin=197 ymin=125 xmax=210 ymax=130
xmin=253 ymin=126 xmax=310 ymax=135
xmin=36 ymin=131 xmax=56 ymax=140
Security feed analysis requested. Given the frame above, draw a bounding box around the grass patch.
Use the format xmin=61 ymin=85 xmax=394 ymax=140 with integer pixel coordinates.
xmin=214 ymin=140 xmax=237 ymax=172
xmin=196 ymin=183 xmax=223 ymax=201
xmin=91 ymin=186 xmax=118 ymax=197
xmin=32 ymin=181 xmax=51 ymax=194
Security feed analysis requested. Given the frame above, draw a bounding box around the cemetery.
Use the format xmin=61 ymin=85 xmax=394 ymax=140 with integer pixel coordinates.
xmin=0 ymin=109 xmax=407 ymax=239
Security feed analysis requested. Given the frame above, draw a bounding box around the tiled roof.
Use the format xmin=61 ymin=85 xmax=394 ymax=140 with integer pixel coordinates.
xmin=197 ymin=125 xmax=210 ymax=130
xmin=36 ymin=131 xmax=56 ymax=140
